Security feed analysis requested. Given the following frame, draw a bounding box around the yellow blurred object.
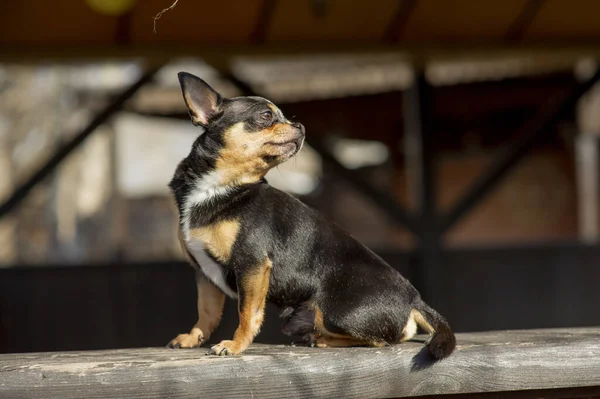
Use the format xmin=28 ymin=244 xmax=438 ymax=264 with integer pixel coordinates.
xmin=85 ymin=0 xmax=136 ymax=16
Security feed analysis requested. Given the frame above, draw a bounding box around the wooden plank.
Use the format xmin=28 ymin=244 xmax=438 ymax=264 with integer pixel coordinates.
xmin=0 ymin=0 xmax=119 ymax=45
xmin=1 ymin=328 xmax=600 ymax=398
xmin=575 ymin=134 xmax=599 ymax=243
xmin=525 ymin=0 xmax=600 ymax=40
xmin=267 ymin=0 xmax=398 ymax=41
xmin=3 ymin=43 xmax=600 ymax=69
xmin=401 ymin=0 xmax=528 ymax=41
xmin=131 ymin=0 xmax=263 ymax=43
xmin=4 ymin=0 xmax=600 ymax=48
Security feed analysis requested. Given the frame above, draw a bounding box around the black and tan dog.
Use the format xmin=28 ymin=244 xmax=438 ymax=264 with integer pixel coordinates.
xmin=167 ymin=72 xmax=456 ymax=359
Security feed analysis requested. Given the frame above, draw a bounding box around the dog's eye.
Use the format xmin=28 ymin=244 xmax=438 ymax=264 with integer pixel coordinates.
xmin=260 ymin=111 xmax=273 ymax=121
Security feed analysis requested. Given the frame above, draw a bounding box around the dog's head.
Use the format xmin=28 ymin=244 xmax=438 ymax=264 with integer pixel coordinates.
xmin=178 ymin=72 xmax=305 ymax=184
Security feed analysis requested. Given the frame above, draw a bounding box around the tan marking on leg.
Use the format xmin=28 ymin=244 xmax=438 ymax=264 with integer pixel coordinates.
xmin=312 ymin=307 xmax=386 ymax=347
xmin=168 ymin=274 xmax=225 ymax=349
xmin=412 ymin=309 xmax=435 ymax=334
xmin=401 ymin=311 xmax=418 ymax=342
xmin=314 ymin=307 xmax=350 ymax=339
xmin=189 ymin=219 xmax=240 ymax=263
xmin=400 ymin=309 xmax=435 ymax=343
xmin=170 ymin=198 xmax=228 ymax=349
xmin=210 ymin=259 xmax=272 ymax=355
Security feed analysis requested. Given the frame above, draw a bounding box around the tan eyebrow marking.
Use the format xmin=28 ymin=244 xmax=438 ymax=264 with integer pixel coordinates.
xmin=267 ymin=103 xmax=285 ymax=121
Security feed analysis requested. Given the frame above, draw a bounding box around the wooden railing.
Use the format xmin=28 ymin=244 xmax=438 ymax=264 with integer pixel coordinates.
xmin=1 ymin=328 xmax=599 ymax=398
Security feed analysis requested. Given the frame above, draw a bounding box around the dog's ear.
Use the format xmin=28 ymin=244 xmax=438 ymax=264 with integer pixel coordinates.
xmin=177 ymin=72 xmax=222 ymax=127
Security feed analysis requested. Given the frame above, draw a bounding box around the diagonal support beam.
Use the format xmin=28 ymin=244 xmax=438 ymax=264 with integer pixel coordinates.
xmin=250 ymin=0 xmax=278 ymax=44
xmin=505 ymin=0 xmax=546 ymax=41
xmin=305 ymin=138 xmax=421 ymax=236
xmin=439 ymin=68 xmax=600 ymax=235
xmin=383 ymin=0 xmax=417 ymax=43
xmin=0 ymin=64 xmax=164 ymax=219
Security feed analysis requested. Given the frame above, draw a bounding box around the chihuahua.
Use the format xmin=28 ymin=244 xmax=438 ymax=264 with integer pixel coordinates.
xmin=166 ymin=72 xmax=456 ymax=359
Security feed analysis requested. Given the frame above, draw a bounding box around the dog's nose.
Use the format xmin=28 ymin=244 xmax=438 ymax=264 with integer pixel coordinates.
xmin=292 ymin=123 xmax=305 ymax=134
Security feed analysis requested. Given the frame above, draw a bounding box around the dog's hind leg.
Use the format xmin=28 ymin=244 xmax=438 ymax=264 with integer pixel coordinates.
xmin=312 ymin=306 xmax=386 ymax=348
xmin=281 ymin=304 xmax=315 ymax=343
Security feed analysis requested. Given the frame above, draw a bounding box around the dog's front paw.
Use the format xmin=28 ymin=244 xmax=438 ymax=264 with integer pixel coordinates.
xmin=208 ymin=340 xmax=242 ymax=356
xmin=166 ymin=333 xmax=204 ymax=349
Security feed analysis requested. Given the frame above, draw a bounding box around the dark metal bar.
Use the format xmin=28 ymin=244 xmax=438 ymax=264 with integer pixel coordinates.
xmin=305 ymin=138 xmax=421 ymax=236
xmin=403 ymin=71 xmax=446 ymax=307
xmin=250 ymin=0 xmax=278 ymax=44
xmin=505 ymin=0 xmax=545 ymax=41
xmin=383 ymin=0 xmax=417 ymax=43
xmin=440 ymin=67 xmax=600 ymax=235
xmin=404 ymin=73 xmax=436 ymax=229
xmin=311 ymin=0 xmax=329 ymax=17
xmin=0 ymin=64 xmax=163 ymax=219
xmin=115 ymin=10 xmax=133 ymax=45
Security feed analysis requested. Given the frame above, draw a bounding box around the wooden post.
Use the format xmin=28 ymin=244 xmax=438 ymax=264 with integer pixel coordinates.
xmin=403 ymin=69 xmax=446 ymax=311
xmin=575 ymin=58 xmax=600 ymax=243
xmin=0 ymin=135 xmax=15 ymax=265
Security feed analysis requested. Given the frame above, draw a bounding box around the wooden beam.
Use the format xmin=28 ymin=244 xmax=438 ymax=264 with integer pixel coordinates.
xmin=1 ymin=328 xmax=599 ymax=398
xmin=250 ymin=0 xmax=278 ymax=44
xmin=504 ymin=0 xmax=546 ymax=41
xmin=575 ymin=60 xmax=600 ymax=243
xmin=575 ymin=133 xmax=599 ymax=243
xmin=383 ymin=0 xmax=418 ymax=43
xmin=3 ymin=43 xmax=600 ymax=69
xmin=306 ymin=138 xmax=421 ymax=236
xmin=403 ymin=71 xmax=444 ymax=305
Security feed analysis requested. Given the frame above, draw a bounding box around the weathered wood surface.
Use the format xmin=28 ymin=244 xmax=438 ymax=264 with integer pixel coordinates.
xmin=1 ymin=328 xmax=599 ymax=399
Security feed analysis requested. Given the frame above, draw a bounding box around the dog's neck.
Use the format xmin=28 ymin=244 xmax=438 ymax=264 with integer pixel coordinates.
xmin=169 ymin=135 xmax=267 ymax=228
xmin=188 ymin=134 xmax=266 ymax=188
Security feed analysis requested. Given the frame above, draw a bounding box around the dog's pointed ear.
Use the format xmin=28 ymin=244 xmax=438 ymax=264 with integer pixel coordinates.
xmin=177 ymin=72 xmax=223 ymax=127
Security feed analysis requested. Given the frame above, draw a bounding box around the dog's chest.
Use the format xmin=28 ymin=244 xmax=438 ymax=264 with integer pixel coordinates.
xmin=185 ymin=238 xmax=237 ymax=299
xmin=179 ymin=174 xmax=239 ymax=298
xmin=181 ymin=216 xmax=240 ymax=300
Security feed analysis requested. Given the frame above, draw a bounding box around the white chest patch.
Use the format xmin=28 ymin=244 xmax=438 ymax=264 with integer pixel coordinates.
xmin=181 ymin=171 xmax=231 ymax=239
xmin=186 ymin=239 xmax=238 ymax=299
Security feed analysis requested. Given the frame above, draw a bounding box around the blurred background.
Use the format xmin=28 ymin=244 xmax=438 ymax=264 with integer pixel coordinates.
xmin=1 ymin=0 xmax=599 ymax=353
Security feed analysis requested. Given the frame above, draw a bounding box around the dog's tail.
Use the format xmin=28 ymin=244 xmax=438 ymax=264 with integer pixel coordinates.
xmin=412 ymin=298 xmax=456 ymax=359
